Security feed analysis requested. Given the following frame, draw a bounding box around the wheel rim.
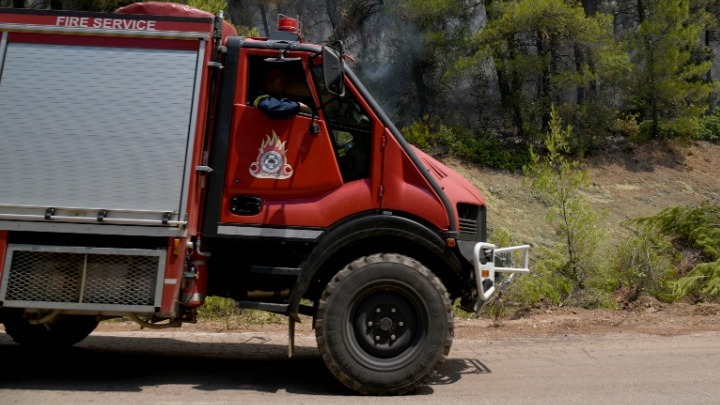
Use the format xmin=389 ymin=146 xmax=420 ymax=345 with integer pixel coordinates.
xmin=345 ymin=281 xmax=428 ymax=371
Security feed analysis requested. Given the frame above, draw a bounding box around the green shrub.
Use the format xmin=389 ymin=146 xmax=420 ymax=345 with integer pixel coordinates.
xmin=197 ymin=296 xmax=286 ymax=329
xmin=630 ymin=203 xmax=720 ymax=302
xmin=672 ymin=261 xmax=720 ymax=300
xmin=698 ymin=109 xmax=720 ymax=142
xmin=659 ymin=116 xmax=703 ymax=142
xmin=639 ymin=203 xmax=720 ymax=261
xmin=504 ymin=247 xmax=574 ymax=306
xmin=610 ymin=221 xmax=677 ymax=301
xmin=197 ymin=296 xmax=242 ymax=329
xmin=483 ymin=107 xmax=613 ymax=315
xmin=451 ymin=131 xmax=530 ymax=170
xmin=401 ymin=118 xmax=531 ymax=170
xmin=557 ymin=101 xmax=615 ymax=156
xmin=401 ymin=116 xmax=455 ymax=156
xmin=523 ymin=106 xmax=606 ymax=297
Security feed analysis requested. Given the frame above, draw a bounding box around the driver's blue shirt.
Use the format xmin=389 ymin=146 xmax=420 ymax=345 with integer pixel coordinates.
xmin=253 ymin=94 xmax=301 ymax=119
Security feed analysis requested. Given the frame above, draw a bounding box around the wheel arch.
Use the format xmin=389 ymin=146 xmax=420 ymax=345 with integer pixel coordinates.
xmin=288 ymin=212 xmax=464 ymax=319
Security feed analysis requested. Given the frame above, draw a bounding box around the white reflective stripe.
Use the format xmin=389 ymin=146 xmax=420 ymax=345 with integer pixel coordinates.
xmin=164 ymin=279 xmax=178 ymax=285
xmin=0 ymin=23 xmax=210 ymax=40
xmin=0 ymin=220 xmax=188 ymax=238
xmin=217 ymin=225 xmax=323 ymax=240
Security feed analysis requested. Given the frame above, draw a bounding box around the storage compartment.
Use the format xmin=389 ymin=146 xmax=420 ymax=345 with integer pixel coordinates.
xmin=0 ymin=244 xmax=166 ymax=312
xmin=0 ymin=41 xmax=202 ymax=228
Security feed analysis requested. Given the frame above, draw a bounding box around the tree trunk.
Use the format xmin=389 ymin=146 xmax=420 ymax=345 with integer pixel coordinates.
xmin=411 ymin=56 xmax=430 ymax=118
xmin=574 ymin=45 xmax=586 ymax=105
xmin=258 ymin=1 xmax=270 ymax=37
xmin=580 ymin=0 xmax=598 ymax=16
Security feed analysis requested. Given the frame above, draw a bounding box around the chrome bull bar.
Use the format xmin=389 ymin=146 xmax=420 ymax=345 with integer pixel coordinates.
xmin=473 ymin=242 xmax=531 ymax=305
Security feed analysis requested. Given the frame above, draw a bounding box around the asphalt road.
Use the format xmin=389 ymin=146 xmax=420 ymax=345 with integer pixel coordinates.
xmin=0 ymin=329 xmax=718 ymax=404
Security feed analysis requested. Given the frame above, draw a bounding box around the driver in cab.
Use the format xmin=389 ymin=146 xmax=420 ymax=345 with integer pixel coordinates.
xmin=253 ymin=68 xmax=312 ymax=119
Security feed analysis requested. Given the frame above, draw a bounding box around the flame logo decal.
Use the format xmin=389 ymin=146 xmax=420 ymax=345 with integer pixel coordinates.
xmin=249 ymin=131 xmax=293 ymax=179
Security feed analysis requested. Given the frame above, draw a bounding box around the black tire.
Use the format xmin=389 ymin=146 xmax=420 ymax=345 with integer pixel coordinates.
xmin=316 ymin=253 xmax=453 ymax=395
xmin=2 ymin=310 xmax=99 ymax=348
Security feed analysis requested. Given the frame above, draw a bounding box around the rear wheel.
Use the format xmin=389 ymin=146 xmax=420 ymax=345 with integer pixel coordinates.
xmin=1 ymin=309 xmax=99 ymax=348
xmin=316 ymin=253 xmax=453 ymax=395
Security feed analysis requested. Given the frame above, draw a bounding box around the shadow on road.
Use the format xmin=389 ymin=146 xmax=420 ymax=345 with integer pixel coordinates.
xmin=0 ymin=332 xmax=490 ymax=396
xmin=432 ymin=358 xmax=491 ymax=387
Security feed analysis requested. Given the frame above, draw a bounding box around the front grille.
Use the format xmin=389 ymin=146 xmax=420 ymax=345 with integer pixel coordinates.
xmin=459 ymin=217 xmax=479 ymax=234
xmin=457 ymin=203 xmax=486 ymax=241
xmin=1 ymin=245 xmax=165 ymax=311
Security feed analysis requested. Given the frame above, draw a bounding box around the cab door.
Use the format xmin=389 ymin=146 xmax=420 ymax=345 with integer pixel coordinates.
xmin=218 ymin=51 xmax=379 ymax=232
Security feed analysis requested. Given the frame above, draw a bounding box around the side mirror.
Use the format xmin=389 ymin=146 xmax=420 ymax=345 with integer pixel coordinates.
xmin=322 ymin=42 xmax=345 ymax=96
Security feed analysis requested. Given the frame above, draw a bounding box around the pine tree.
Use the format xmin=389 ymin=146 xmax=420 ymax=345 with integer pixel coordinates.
xmin=474 ymin=0 xmax=619 ymax=148
xmin=523 ymin=106 xmax=605 ymax=301
xmin=623 ymin=0 xmax=714 ymax=139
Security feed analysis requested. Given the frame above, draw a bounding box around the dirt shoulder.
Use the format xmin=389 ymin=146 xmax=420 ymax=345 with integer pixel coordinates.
xmin=454 ymin=302 xmax=720 ymax=340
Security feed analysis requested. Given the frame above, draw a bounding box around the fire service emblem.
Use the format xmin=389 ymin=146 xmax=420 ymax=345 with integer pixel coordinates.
xmin=249 ymin=131 xmax=293 ymax=179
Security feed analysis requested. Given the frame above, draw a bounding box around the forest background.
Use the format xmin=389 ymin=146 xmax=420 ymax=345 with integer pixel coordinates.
xmin=5 ymin=0 xmax=720 ymax=318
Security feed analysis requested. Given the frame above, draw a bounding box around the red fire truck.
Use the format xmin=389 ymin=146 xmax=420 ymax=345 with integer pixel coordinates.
xmin=0 ymin=2 xmax=529 ymax=395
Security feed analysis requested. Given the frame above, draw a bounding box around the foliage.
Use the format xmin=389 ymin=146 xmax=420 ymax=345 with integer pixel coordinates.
xmin=638 ymin=203 xmax=720 ymax=261
xmin=557 ymin=101 xmax=617 ymax=156
xmin=197 ymin=296 xmax=285 ymax=329
xmin=233 ymin=24 xmax=260 ymax=37
xmin=451 ymin=130 xmax=531 ymax=170
xmin=629 ymin=203 xmax=720 ymax=302
xmin=504 ymin=247 xmax=573 ymax=306
xmin=187 ymin=0 xmax=226 ymax=15
xmin=698 ymin=109 xmax=720 ymax=142
xmin=672 ymin=261 xmax=720 ymax=300
xmin=197 ymin=295 xmax=242 ymax=329
xmin=621 ymin=0 xmax=715 ymax=140
xmin=401 ymin=116 xmax=456 ymax=156
xmin=401 ymin=117 xmax=530 ymax=170
xmin=520 ymin=106 xmax=607 ymax=306
xmin=611 ymin=113 xmax=642 ymax=143
xmin=473 ymin=0 xmax=621 ymax=147
xmin=611 ymin=220 xmax=677 ymax=301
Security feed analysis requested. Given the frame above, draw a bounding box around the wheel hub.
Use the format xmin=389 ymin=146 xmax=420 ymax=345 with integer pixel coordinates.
xmin=379 ymin=316 xmax=393 ymax=331
xmin=353 ymin=292 xmax=419 ymax=359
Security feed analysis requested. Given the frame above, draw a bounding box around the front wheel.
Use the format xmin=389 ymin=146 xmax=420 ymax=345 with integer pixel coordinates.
xmin=316 ymin=254 xmax=453 ymax=395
